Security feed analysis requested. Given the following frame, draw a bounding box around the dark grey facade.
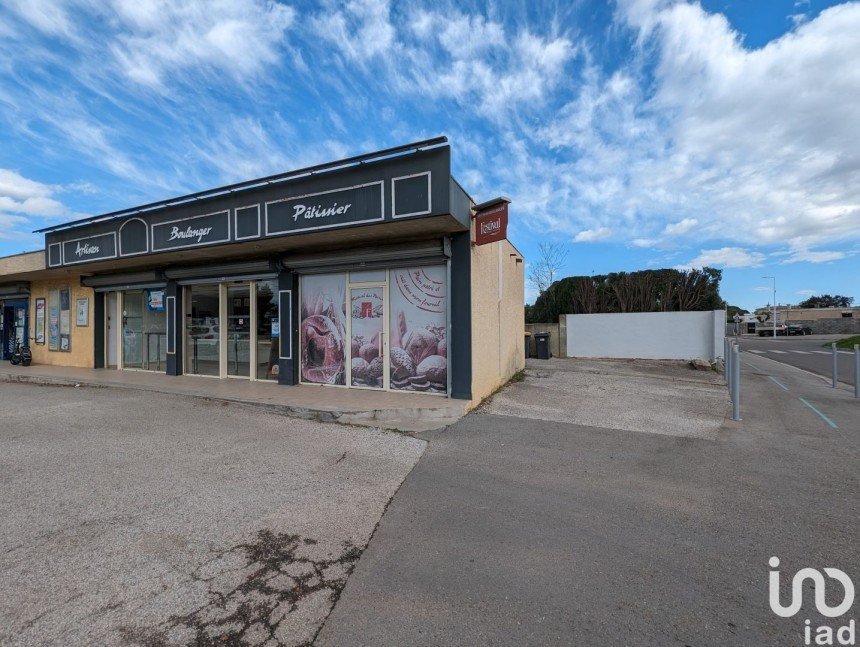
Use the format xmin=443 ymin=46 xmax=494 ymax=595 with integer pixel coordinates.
xmin=38 ymin=140 xmax=476 ymax=399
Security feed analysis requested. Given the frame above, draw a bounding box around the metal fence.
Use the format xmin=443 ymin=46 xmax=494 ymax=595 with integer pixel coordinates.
xmin=830 ymin=342 xmax=860 ymax=399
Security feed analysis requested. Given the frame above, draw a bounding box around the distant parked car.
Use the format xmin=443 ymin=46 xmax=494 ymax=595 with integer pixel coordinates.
xmin=786 ymin=323 xmax=812 ymax=336
xmin=756 ymin=322 xmax=788 ymax=336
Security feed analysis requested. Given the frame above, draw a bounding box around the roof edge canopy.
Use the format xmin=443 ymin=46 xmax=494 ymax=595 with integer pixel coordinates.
xmin=42 ymin=138 xmax=471 ymax=270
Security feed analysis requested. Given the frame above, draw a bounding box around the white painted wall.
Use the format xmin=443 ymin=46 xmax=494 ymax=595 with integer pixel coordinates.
xmin=562 ymin=310 xmax=726 ymax=361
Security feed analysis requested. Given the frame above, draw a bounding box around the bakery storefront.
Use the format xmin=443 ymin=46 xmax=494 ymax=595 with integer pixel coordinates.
xmin=18 ymin=138 xmax=524 ymax=402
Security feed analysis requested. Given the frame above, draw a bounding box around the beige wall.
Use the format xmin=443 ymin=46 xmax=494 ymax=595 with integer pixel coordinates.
xmin=0 ymin=251 xmax=43 ymax=277
xmin=470 ymin=238 xmax=525 ymax=404
xmin=755 ymin=307 xmax=859 ymax=321
xmin=524 ymin=323 xmax=561 ymax=357
xmin=28 ymin=277 xmax=95 ymax=368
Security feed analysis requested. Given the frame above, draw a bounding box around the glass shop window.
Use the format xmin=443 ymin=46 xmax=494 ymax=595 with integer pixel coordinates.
xmin=48 ymin=287 xmax=71 ymax=352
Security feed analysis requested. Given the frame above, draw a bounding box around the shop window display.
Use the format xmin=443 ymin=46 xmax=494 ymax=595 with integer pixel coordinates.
xmin=300 ymin=274 xmax=346 ymax=385
xmin=389 ymin=266 xmax=447 ymax=393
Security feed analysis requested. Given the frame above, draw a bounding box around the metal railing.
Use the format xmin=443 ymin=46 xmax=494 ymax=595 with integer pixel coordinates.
xmin=724 ymin=337 xmax=741 ymax=420
xmin=831 ymin=342 xmax=860 ymax=399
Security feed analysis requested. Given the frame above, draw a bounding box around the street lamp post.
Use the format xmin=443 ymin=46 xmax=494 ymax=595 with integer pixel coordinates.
xmin=762 ymin=276 xmax=776 ymax=338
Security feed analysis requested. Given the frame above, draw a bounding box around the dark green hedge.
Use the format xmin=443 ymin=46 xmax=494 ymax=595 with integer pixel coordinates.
xmin=526 ymin=267 xmax=723 ymax=324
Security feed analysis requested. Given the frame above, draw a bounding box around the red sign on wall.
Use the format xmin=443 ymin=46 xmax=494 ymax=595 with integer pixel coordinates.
xmin=473 ymin=201 xmax=508 ymax=246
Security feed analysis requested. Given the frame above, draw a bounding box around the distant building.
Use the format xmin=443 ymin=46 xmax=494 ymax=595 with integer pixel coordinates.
xmin=753 ymin=305 xmax=859 ymax=334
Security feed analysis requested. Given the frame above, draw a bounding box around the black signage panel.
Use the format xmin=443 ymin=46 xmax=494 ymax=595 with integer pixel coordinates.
xmin=266 ymin=182 xmax=384 ymax=236
xmin=152 ymin=211 xmax=230 ymax=252
xmin=47 ymin=243 xmax=62 ymax=267
xmin=62 ymin=232 xmax=117 ymax=265
xmin=119 ymin=218 xmax=148 ymax=256
xmin=392 ymin=172 xmax=431 ymax=218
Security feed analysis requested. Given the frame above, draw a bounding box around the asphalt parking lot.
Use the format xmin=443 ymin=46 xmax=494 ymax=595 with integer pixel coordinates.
xmin=0 ymin=382 xmax=425 ymax=646
xmin=319 ymin=357 xmax=859 ymax=646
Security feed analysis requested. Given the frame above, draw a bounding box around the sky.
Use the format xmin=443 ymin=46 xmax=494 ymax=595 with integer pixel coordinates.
xmin=0 ymin=0 xmax=858 ymax=311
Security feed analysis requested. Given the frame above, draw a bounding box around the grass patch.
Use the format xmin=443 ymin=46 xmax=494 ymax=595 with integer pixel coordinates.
xmin=824 ymin=335 xmax=860 ymax=349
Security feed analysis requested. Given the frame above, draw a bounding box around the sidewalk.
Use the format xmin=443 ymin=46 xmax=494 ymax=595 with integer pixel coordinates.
xmin=0 ymin=363 xmax=467 ymax=432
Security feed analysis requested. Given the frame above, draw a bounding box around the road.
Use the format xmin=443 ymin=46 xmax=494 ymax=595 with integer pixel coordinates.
xmin=735 ymin=334 xmax=857 ymax=387
xmin=318 ymin=358 xmax=859 ymax=646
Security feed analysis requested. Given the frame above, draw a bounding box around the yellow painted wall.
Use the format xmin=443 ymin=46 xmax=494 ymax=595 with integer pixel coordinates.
xmin=28 ymin=278 xmax=95 ymax=368
xmin=470 ymin=238 xmax=525 ymax=404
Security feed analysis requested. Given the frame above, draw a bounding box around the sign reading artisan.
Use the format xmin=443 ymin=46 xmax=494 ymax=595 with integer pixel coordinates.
xmin=473 ymin=200 xmax=509 ymax=246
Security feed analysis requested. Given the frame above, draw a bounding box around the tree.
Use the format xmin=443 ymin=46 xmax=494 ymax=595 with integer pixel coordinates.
xmin=528 ymin=242 xmax=568 ymax=296
xmin=526 ymin=267 xmax=724 ymax=323
xmin=797 ymin=294 xmax=854 ymax=309
xmin=726 ymin=305 xmax=749 ymax=321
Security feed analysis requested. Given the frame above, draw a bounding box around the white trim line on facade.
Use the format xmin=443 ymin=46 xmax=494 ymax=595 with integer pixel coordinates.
xmin=165 ymin=296 xmax=176 ymax=355
xmin=264 ymin=180 xmax=385 ymax=237
xmin=391 ymin=171 xmax=432 ymax=219
xmin=233 ymin=204 xmax=261 ymax=241
xmin=278 ymin=289 xmax=292 ymax=360
xmin=60 ymin=231 xmax=118 ymax=265
xmin=118 ymin=217 xmax=150 ymax=257
xmin=150 ymin=209 xmax=231 ymax=253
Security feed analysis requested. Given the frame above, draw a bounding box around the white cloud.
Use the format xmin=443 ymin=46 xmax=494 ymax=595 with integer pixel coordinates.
xmin=663 ymin=217 xmax=698 ymax=236
xmin=7 ymin=0 xmax=295 ymax=87
xmin=780 ymin=249 xmax=846 ymax=264
xmin=312 ymin=4 xmax=576 ymax=123
xmin=536 ymin=1 xmax=860 ymax=250
xmin=0 ymin=169 xmax=73 ymax=246
xmin=574 ymin=227 xmax=612 ymax=242
xmin=682 ymin=247 xmax=766 ymax=269
xmin=796 ymin=289 xmax=817 ymax=296
xmin=632 ymin=238 xmax=659 ymax=248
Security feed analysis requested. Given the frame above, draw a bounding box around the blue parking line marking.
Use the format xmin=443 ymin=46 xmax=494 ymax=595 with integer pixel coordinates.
xmin=798 ymin=398 xmax=838 ymax=429
xmin=767 ymin=376 xmax=789 ymax=391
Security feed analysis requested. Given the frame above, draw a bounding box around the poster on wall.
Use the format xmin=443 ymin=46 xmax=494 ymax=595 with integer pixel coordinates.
xmin=35 ymin=298 xmax=45 ymax=344
xmin=59 ymin=288 xmax=71 ymax=351
xmin=389 ymin=266 xmax=447 ymax=393
xmin=146 ymin=289 xmax=165 ymax=311
xmin=76 ymin=298 xmax=89 ymax=326
xmin=349 ymin=287 xmax=384 ymax=387
xmin=300 ymin=274 xmax=346 ymax=385
xmin=48 ymin=292 xmax=59 ymax=351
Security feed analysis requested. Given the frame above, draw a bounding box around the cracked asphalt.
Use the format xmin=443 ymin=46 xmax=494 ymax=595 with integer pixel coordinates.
xmin=0 ymin=382 xmax=425 ymax=646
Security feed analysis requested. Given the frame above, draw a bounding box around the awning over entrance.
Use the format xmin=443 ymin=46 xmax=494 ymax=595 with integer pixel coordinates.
xmin=0 ymin=282 xmax=30 ymax=299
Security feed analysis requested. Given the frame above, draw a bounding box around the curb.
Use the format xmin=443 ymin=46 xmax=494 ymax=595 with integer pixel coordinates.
xmin=0 ymin=372 xmax=467 ymax=431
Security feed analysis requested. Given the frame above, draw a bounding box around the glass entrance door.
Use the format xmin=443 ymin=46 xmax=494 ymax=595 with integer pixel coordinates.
xmin=348 ymin=285 xmax=386 ymax=389
xmin=227 ymin=283 xmax=250 ymax=377
xmin=185 ymin=284 xmax=220 ymax=376
xmin=255 ymin=280 xmax=279 ymax=380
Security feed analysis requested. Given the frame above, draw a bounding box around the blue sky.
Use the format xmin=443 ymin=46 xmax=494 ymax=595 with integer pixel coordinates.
xmin=0 ymin=0 xmax=858 ymax=311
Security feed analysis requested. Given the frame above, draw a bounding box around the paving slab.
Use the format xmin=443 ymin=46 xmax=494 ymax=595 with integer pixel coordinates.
xmin=0 ymin=362 xmax=467 ymax=432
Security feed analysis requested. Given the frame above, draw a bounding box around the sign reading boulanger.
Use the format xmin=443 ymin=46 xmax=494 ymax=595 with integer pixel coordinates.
xmin=473 ymin=201 xmax=509 ymax=246
xmin=151 ymin=211 xmax=230 ymax=252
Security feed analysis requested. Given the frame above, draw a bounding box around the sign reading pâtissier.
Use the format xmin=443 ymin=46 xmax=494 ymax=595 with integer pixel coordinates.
xmin=473 ymin=201 xmax=509 ymax=246
xmin=266 ymin=182 xmax=384 ymax=236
